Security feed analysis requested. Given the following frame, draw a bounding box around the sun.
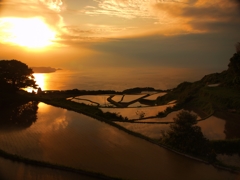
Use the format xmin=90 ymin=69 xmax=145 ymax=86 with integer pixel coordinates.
xmin=0 ymin=17 xmax=56 ymax=49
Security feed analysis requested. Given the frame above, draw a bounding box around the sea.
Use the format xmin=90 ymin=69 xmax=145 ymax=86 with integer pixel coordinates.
xmin=32 ymin=67 xmax=221 ymax=91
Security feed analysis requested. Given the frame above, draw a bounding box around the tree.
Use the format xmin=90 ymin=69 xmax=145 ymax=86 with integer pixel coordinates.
xmin=161 ymin=111 xmax=214 ymax=158
xmin=0 ymin=60 xmax=37 ymax=92
xmin=236 ymin=42 xmax=240 ymax=53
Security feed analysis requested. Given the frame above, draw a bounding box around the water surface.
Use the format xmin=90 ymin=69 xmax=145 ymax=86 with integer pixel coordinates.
xmin=32 ymin=67 xmax=214 ymax=91
xmin=101 ymin=104 xmax=174 ymax=119
xmin=198 ymin=116 xmax=226 ymax=140
xmin=0 ymin=158 xmax=97 ymax=180
xmin=0 ymin=103 xmax=238 ymax=180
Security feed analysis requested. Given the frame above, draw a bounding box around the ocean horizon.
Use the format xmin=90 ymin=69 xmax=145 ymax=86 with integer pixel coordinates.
xmin=32 ymin=67 xmax=223 ymax=91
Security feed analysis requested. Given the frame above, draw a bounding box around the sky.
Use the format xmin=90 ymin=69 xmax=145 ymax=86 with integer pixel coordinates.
xmin=0 ymin=0 xmax=240 ymax=71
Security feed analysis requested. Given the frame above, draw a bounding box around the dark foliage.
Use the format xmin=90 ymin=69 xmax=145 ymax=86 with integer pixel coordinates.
xmin=161 ymin=111 xmax=214 ymax=159
xmin=122 ymin=87 xmax=156 ymax=94
xmin=0 ymin=60 xmax=37 ymax=92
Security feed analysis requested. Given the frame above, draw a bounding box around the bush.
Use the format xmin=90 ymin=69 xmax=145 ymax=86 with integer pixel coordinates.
xmin=161 ymin=111 xmax=214 ymax=158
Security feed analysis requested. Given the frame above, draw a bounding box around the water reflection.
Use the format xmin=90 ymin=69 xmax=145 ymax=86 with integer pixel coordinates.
xmin=116 ymin=122 xmax=170 ymax=139
xmin=212 ymin=112 xmax=240 ymax=139
xmin=0 ymin=103 xmax=238 ymax=180
xmin=0 ymin=101 xmax=38 ymax=131
xmin=0 ymin=157 xmax=98 ymax=180
xmin=33 ymin=73 xmax=47 ymax=90
xmin=101 ymin=104 xmax=174 ymax=120
xmin=198 ymin=116 xmax=225 ymax=140
xmin=198 ymin=114 xmax=240 ymax=140
xmin=37 ymin=103 xmax=68 ymax=132
xmin=27 ymin=67 xmax=215 ymax=92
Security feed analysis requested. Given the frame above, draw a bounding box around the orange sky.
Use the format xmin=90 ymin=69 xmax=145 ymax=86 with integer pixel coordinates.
xmin=0 ymin=0 xmax=239 ymax=70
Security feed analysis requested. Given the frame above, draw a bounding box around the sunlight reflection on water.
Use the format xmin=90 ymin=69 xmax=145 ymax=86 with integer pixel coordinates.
xmin=33 ymin=73 xmax=47 ymax=90
xmin=30 ymin=67 xmax=214 ymax=91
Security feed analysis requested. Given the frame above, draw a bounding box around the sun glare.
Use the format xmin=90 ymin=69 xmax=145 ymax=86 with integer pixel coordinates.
xmin=26 ymin=73 xmax=47 ymax=93
xmin=34 ymin=73 xmax=47 ymax=90
xmin=0 ymin=17 xmax=56 ymax=49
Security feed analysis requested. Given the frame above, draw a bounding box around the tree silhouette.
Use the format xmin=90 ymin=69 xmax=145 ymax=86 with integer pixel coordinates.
xmin=236 ymin=42 xmax=240 ymax=53
xmin=161 ymin=111 xmax=213 ymax=158
xmin=0 ymin=60 xmax=37 ymax=92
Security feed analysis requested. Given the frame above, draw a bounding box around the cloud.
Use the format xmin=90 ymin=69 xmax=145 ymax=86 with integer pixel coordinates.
xmin=38 ymin=0 xmax=63 ymax=12
xmin=63 ymin=24 xmax=128 ymax=35
xmin=153 ymin=0 xmax=240 ymax=32
xmin=0 ymin=0 xmax=63 ymax=22
xmin=81 ymin=0 xmax=240 ymax=35
xmin=1 ymin=0 xmax=239 ymax=49
xmin=89 ymin=31 xmax=238 ymax=69
xmin=0 ymin=0 xmax=4 ymax=6
xmin=55 ymin=24 xmax=135 ymax=46
xmin=82 ymin=0 xmax=157 ymax=19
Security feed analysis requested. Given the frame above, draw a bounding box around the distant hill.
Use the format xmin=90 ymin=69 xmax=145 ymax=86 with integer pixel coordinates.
xmin=122 ymin=87 xmax=156 ymax=94
xmin=201 ymin=52 xmax=240 ymax=87
xmin=156 ymin=51 xmax=240 ymax=116
xmin=31 ymin=67 xmax=62 ymax=73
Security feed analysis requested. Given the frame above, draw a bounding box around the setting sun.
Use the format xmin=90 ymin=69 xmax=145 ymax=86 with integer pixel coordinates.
xmin=0 ymin=17 xmax=56 ymax=49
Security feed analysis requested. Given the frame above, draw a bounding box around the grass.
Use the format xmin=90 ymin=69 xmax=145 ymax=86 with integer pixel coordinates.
xmin=157 ymin=83 xmax=240 ymax=116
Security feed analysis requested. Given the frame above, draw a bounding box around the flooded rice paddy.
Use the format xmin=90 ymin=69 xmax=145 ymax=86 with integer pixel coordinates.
xmin=120 ymin=114 xmax=229 ymax=140
xmin=70 ymin=94 xmax=165 ymax=108
xmin=0 ymin=158 xmax=97 ymax=180
xmin=143 ymin=92 xmax=166 ymax=100
xmin=119 ymin=94 xmax=146 ymax=102
xmin=101 ymin=104 xmax=174 ymax=119
xmin=128 ymin=101 xmax=149 ymax=107
xmin=198 ymin=116 xmax=226 ymax=140
xmin=0 ymin=102 xmax=239 ymax=179
xmin=66 ymin=93 xmax=237 ymax=141
xmin=73 ymin=95 xmax=112 ymax=107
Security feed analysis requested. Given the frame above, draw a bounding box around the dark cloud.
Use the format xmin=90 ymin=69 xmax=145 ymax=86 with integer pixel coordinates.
xmin=190 ymin=20 xmax=240 ymax=33
xmin=0 ymin=0 xmax=4 ymax=11
xmin=154 ymin=0 xmax=240 ymax=32
xmin=234 ymin=0 xmax=240 ymax=10
xmin=234 ymin=0 xmax=240 ymax=5
xmin=181 ymin=6 xmax=239 ymax=19
xmin=90 ymin=32 xmax=238 ymax=69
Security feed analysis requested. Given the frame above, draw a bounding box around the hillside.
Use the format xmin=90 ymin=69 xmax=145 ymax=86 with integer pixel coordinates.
xmin=156 ymin=51 xmax=240 ymax=116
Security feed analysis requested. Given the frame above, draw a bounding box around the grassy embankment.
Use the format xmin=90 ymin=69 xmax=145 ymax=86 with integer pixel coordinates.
xmin=156 ymin=81 xmax=240 ymax=117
